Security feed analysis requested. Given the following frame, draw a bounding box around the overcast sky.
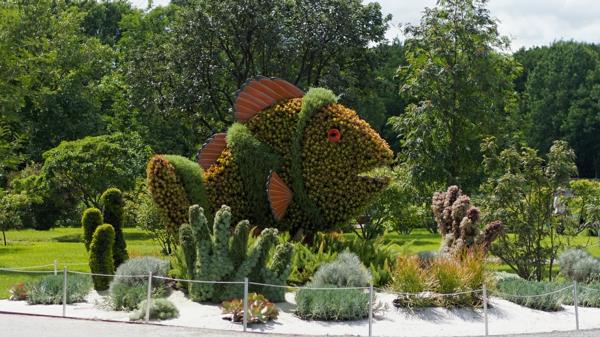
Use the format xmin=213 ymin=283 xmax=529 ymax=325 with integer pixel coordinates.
xmin=131 ymin=0 xmax=600 ymax=50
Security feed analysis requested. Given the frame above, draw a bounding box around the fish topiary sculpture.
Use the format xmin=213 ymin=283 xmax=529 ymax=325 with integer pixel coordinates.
xmin=147 ymin=77 xmax=393 ymax=238
xmin=179 ymin=204 xmax=293 ymax=302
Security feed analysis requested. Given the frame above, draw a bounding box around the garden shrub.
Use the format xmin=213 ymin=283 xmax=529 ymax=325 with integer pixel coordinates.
xmin=26 ymin=274 xmax=92 ymax=304
xmin=571 ymin=282 xmax=600 ymax=307
xmin=390 ymin=256 xmax=428 ymax=294
xmin=101 ymin=188 xmax=128 ymax=268
xmin=295 ymin=287 xmax=370 ymax=321
xmin=108 ymin=256 xmax=170 ymax=311
xmin=311 ymin=251 xmax=371 ymax=287
xmin=135 ymin=190 xmax=173 ymax=255
xmin=179 ymin=204 xmax=293 ymax=302
xmin=89 ymin=224 xmax=115 ymax=291
xmin=222 ymin=293 xmax=279 ymax=323
xmin=495 ymin=278 xmax=566 ymax=311
xmin=390 ymin=252 xmax=486 ymax=308
xmin=288 ymin=242 xmax=337 ymax=285
xmin=129 ymin=298 xmax=179 ymax=321
xmin=81 ymin=208 xmax=103 ymax=251
xmin=295 ymin=252 xmax=372 ymax=321
xmin=558 ymin=249 xmax=600 ymax=283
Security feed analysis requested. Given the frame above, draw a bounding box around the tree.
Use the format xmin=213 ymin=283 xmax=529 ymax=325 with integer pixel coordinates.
xmin=516 ymin=41 xmax=600 ymax=178
xmin=480 ymin=138 xmax=577 ymax=281
xmin=389 ymin=0 xmax=520 ymax=192
xmin=0 ymin=191 xmax=29 ymax=245
xmin=41 ymin=132 xmax=152 ymax=208
xmin=0 ymin=1 xmax=116 ymax=160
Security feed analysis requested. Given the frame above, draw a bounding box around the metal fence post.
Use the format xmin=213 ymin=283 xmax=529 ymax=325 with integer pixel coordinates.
xmin=62 ymin=267 xmax=67 ymax=317
xmin=368 ymin=284 xmax=374 ymax=337
xmin=243 ymin=277 xmax=248 ymax=332
xmin=483 ymin=284 xmax=489 ymax=336
xmin=574 ymin=281 xmax=579 ymax=330
xmin=145 ymin=272 xmax=152 ymax=323
xmin=54 ymin=260 xmax=58 ymax=276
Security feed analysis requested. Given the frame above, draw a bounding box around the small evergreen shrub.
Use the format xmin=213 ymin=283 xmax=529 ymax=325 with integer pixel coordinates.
xmin=82 ymin=208 xmax=103 ymax=251
xmin=89 ymin=224 xmax=115 ymax=291
xmin=108 ymin=256 xmax=170 ymax=311
xmin=574 ymin=282 xmax=600 ymax=307
xmin=558 ymin=249 xmax=600 ymax=283
xmin=101 ymin=188 xmax=128 ymax=268
xmin=495 ymin=278 xmax=566 ymax=311
xmin=26 ymin=274 xmax=92 ymax=304
xmin=129 ymin=298 xmax=179 ymax=321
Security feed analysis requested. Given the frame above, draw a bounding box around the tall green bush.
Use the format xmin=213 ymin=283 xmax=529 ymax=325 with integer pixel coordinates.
xmin=101 ymin=188 xmax=128 ymax=267
xmin=89 ymin=224 xmax=115 ymax=291
xmin=179 ymin=204 xmax=293 ymax=302
xmin=82 ymin=208 xmax=103 ymax=251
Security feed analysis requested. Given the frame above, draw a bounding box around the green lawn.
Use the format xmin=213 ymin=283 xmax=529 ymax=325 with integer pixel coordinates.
xmin=2 ymin=226 xmax=600 ymax=299
xmin=0 ymin=227 xmax=162 ymax=298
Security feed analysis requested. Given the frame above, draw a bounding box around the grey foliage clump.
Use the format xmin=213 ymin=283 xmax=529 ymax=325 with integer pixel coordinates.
xmin=295 ymin=252 xmax=373 ymax=321
xmin=129 ymin=298 xmax=179 ymax=321
xmin=108 ymin=256 xmax=170 ymax=311
xmin=558 ymin=249 xmax=600 ymax=283
xmin=311 ymin=251 xmax=371 ymax=287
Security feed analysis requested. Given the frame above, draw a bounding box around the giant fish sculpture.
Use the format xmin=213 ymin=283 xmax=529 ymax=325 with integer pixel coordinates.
xmin=147 ymin=77 xmax=393 ymax=238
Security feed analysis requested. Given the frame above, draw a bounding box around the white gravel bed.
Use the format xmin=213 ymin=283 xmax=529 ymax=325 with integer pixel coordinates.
xmin=0 ymin=291 xmax=598 ymax=336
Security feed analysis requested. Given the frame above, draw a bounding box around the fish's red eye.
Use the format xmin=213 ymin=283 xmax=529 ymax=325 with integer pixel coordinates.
xmin=327 ymin=128 xmax=341 ymax=143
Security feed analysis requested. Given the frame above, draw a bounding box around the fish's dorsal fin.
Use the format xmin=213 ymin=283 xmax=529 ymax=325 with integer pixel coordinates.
xmin=235 ymin=76 xmax=304 ymax=122
xmin=266 ymin=171 xmax=293 ymax=221
xmin=197 ymin=133 xmax=227 ymax=170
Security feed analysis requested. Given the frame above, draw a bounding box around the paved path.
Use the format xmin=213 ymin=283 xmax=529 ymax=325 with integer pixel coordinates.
xmin=1 ymin=312 xmax=598 ymax=337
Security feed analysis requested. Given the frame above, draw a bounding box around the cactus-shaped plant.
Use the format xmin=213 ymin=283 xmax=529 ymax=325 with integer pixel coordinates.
xmin=432 ymin=186 xmax=503 ymax=255
xmin=178 ymin=204 xmax=293 ymax=303
xmin=101 ymin=188 xmax=128 ymax=268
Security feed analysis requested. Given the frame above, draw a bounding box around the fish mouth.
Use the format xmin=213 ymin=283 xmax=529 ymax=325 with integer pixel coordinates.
xmin=357 ymin=166 xmax=391 ymax=191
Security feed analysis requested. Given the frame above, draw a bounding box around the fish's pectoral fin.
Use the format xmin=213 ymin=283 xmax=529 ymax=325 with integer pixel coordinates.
xmin=235 ymin=76 xmax=304 ymax=122
xmin=266 ymin=171 xmax=293 ymax=221
xmin=197 ymin=132 xmax=227 ymax=170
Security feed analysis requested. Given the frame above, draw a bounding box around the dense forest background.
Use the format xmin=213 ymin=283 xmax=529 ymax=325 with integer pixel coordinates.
xmin=1 ymin=0 xmax=599 ymax=230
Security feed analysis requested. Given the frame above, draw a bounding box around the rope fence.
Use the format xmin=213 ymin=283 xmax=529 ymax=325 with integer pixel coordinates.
xmin=0 ymin=265 xmax=591 ymax=336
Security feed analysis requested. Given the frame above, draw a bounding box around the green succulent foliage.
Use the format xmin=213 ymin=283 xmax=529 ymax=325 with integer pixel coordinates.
xmin=89 ymin=224 xmax=115 ymax=291
xmin=81 ymin=207 xmax=103 ymax=251
xmin=221 ymin=293 xmax=279 ymax=323
xmin=179 ymin=204 xmax=293 ymax=302
xmin=101 ymin=188 xmax=128 ymax=268
xmin=130 ymin=298 xmax=179 ymax=321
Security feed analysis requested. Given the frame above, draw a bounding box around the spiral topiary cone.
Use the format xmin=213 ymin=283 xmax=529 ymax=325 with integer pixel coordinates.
xmin=432 ymin=186 xmax=503 ymax=255
xmin=179 ymin=204 xmax=293 ymax=302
